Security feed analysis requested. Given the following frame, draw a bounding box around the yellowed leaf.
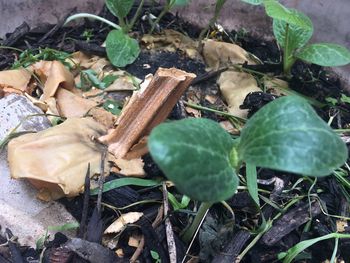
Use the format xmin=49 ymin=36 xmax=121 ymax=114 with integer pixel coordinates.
xmin=263 ymin=78 xmax=289 ymax=96
xmin=128 ymin=235 xmax=142 ymax=248
xmin=104 ymin=212 xmax=144 ymax=234
xmin=31 ymin=61 xmax=75 ymax=100
xmin=217 ymin=70 xmax=261 ymax=118
xmin=141 ymin=29 xmax=200 ymax=59
xmin=0 ymin=68 xmax=32 ymax=94
xmin=202 ymin=39 xmax=257 ymax=70
xmin=8 ymin=118 xmax=108 ymax=200
xmin=219 ymin=121 xmax=240 ymax=135
xmin=114 ymin=158 xmax=146 ymax=177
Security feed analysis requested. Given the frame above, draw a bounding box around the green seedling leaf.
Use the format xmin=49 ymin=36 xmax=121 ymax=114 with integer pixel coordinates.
xmin=149 ymin=118 xmax=238 ymax=202
xmin=340 ymin=94 xmax=350 ymax=104
xmin=241 ymin=0 xmax=263 ymax=5
xmin=273 ymin=9 xmax=313 ymax=51
xmin=102 ymin=74 xmax=118 ymax=87
xmin=106 ymin=0 xmax=134 ymax=19
xmin=246 ymin=163 xmax=260 ymax=206
xmin=238 ymin=96 xmax=347 ymax=176
xmin=263 ymin=0 xmax=312 ymax=30
xmin=103 ymin=99 xmax=122 ymax=115
xmin=106 ymin=29 xmax=140 ymax=67
xmin=296 ymin=43 xmax=350 ymax=67
xmin=90 ymin=178 xmax=160 ymax=195
xmin=279 ymin=233 xmax=350 ymax=263
xmin=168 ymin=192 xmax=191 ymax=210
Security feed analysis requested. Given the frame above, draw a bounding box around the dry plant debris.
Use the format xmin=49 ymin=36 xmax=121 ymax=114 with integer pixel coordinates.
xmin=217 ymin=70 xmax=261 ymax=118
xmin=8 ymin=118 xmax=108 ymax=201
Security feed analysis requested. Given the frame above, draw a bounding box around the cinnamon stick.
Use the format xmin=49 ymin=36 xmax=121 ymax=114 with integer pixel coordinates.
xmin=99 ymin=67 xmax=196 ymax=158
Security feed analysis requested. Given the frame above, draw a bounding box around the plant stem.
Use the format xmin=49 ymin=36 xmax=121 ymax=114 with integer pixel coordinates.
xmin=128 ymin=0 xmax=145 ymax=32
xmin=183 ymin=101 xmax=246 ymax=122
xmin=282 ymin=24 xmax=296 ymax=76
xmin=150 ymin=3 xmax=172 ymax=34
xmin=182 ymin=202 xmax=212 ymax=244
xmin=64 ymin=13 xmax=121 ymax=30
xmin=0 ymin=46 xmax=24 ymax=52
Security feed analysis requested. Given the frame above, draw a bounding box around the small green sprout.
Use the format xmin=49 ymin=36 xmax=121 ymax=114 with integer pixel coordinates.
xmin=148 ymin=96 xmax=347 ymax=242
xmin=241 ymin=0 xmax=350 ymax=75
xmin=65 ymin=0 xmax=144 ymax=67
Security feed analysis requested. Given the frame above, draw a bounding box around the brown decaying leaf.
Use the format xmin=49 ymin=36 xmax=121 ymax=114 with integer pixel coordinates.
xmin=0 ymin=68 xmax=32 ymax=94
xmin=104 ymin=212 xmax=144 ymax=234
xmin=263 ymin=77 xmax=289 ymax=96
xmin=217 ymin=70 xmax=261 ymax=118
xmin=141 ymin=29 xmax=201 ymax=59
xmin=114 ymin=158 xmax=146 ymax=178
xmin=31 ymin=60 xmax=75 ymax=100
xmin=8 ymin=118 xmax=108 ymax=201
xmin=202 ymin=39 xmax=258 ymax=70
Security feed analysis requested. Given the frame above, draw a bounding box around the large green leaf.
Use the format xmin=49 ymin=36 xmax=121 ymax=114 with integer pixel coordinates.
xmin=263 ymin=0 xmax=312 ymax=30
xmin=148 ymin=118 xmax=238 ymax=202
xmin=106 ymin=30 xmax=140 ymax=67
xmin=295 ymin=43 xmax=350 ymax=67
xmin=273 ymin=9 xmax=313 ymax=51
xmin=241 ymin=0 xmax=263 ymax=5
xmin=238 ymin=96 xmax=347 ymax=176
xmin=106 ymin=0 xmax=134 ymax=19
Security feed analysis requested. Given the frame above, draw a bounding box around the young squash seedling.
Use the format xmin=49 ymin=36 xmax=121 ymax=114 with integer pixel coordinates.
xmin=65 ymin=0 xmax=143 ymax=67
xmin=148 ymin=96 xmax=347 ymax=243
xmin=241 ymin=0 xmax=350 ymax=75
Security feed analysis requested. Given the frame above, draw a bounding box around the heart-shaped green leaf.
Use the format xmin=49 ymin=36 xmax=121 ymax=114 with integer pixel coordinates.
xmin=296 ymin=43 xmax=350 ymax=67
xmin=273 ymin=9 xmax=313 ymax=51
xmin=106 ymin=30 xmax=140 ymax=67
xmin=148 ymin=118 xmax=238 ymax=202
xmin=238 ymin=96 xmax=347 ymax=176
xmin=106 ymin=0 xmax=134 ymax=19
xmin=263 ymin=0 xmax=313 ymax=30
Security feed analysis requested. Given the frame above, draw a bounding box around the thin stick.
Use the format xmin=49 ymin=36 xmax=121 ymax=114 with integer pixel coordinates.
xmin=163 ymin=183 xmax=177 ymax=263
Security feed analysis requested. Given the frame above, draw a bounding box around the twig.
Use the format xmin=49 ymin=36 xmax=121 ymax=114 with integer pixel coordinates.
xmin=97 ymin=150 xmax=107 ymax=213
xmin=130 ymin=236 xmax=145 ymax=263
xmin=162 ymin=183 xmax=177 ymax=263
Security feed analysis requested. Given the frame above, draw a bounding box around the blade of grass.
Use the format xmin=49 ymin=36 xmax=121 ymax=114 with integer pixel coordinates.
xmin=90 ymin=178 xmax=161 ymax=195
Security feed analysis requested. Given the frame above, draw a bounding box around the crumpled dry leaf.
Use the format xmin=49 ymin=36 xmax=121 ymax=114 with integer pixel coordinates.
xmin=217 ymin=70 xmax=261 ymax=118
xmin=8 ymin=118 xmax=108 ymax=201
xmin=55 ymin=86 xmax=116 ymax=128
xmin=114 ymin=158 xmax=146 ymax=177
xmin=142 ymin=29 xmax=200 ymax=59
xmin=0 ymin=68 xmax=32 ymax=94
xmin=104 ymin=212 xmax=144 ymax=234
xmin=263 ymin=78 xmax=289 ymax=96
xmin=202 ymin=39 xmax=258 ymax=70
xmin=219 ymin=121 xmax=240 ymax=135
xmin=70 ymin=51 xmax=110 ymax=75
xmin=31 ymin=60 xmax=75 ymax=100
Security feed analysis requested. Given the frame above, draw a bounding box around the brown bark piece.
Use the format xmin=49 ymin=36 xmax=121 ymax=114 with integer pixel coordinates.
xmin=99 ymin=67 xmax=196 ymax=158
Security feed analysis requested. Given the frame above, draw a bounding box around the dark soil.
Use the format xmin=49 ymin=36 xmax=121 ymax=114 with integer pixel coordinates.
xmin=1 ymin=4 xmax=350 ymax=263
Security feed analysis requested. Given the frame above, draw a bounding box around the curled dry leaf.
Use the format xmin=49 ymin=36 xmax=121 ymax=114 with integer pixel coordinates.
xmin=217 ymin=70 xmax=261 ymax=118
xmin=31 ymin=61 xmax=75 ymax=100
xmin=114 ymin=158 xmax=146 ymax=178
xmin=141 ymin=29 xmax=201 ymax=59
xmin=202 ymin=39 xmax=258 ymax=70
xmin=0 ymin=68 xmax=32 ymax=94
xmin=263 ymin=77 xmax=289 ymax=96
xmin=8 ymin=118 xmax=108 ymax=201
xmin=104 ymin=212 xmax=144 ymax=234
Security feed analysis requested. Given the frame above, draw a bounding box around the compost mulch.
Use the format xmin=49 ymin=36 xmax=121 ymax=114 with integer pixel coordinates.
xmin=1 ymin=5 xmax=350 ymax=263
